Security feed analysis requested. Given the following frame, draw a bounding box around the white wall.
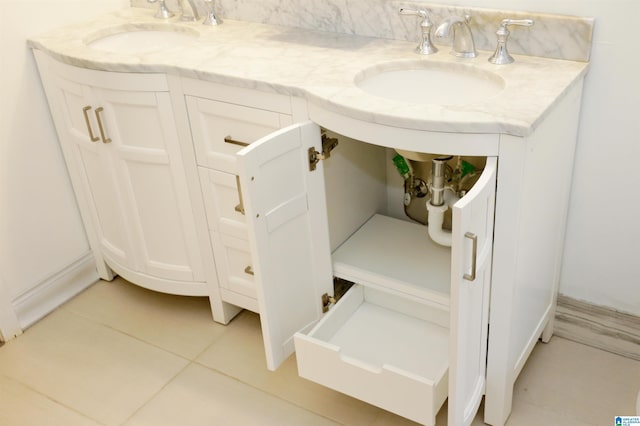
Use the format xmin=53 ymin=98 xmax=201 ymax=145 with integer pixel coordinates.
xmin=0 ymin=0 xmax=127 ymax=325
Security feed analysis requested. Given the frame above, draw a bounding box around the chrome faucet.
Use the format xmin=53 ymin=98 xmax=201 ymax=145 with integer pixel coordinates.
xmin=399 ymin=9 xmax=438 ymax=55
xmin=148 ymin=0 xmax=174 ymax=19
xmin=435 ymin=15 xmax=477 ymax=58
xmin=177 ymin=0 xmax=200 ymax=21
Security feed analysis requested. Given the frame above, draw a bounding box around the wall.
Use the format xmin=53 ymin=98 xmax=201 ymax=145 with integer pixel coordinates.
xmin=0 ymin=0 xmax=127 ymax=331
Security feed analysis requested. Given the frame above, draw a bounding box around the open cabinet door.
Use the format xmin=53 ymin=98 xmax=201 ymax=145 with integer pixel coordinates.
xmin=449 ymin=157 xmax=497 ymax=426
xmin=237 ymin=122 xmax=334 ymax=371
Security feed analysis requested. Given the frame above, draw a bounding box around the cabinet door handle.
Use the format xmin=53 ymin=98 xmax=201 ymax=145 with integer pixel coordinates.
xmin=463 ymin=232 xmax=478 ymax=281
xmin=94 ymin=107 xmax=112 ymax=144
xmin=234 ymin=175 xmax=245 ymax=215
xmin=82 ymin=106 xmax=100 ymax=142
xmin=244 ymin=265 xmax=254 ymax=276
xmin=224 ymin=135 xmax=249 ymax=147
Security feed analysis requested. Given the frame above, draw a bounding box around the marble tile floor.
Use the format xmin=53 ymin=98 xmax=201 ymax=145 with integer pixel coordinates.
xmin=0 ymin=277 xmax=638 ymax=425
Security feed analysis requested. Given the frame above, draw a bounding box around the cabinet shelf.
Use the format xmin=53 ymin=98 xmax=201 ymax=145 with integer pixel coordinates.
xmin=332 ymin=214 xmax=451 ymax=306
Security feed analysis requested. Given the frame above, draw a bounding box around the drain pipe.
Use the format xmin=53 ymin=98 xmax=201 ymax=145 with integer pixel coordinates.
xmin=427 ymin=156 xmax=456 ymax=246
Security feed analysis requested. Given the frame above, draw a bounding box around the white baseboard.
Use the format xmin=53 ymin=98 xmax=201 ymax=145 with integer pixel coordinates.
xmin=12 ymin=253 xmax=99 ymax=329
xmin=554 ymin=295 xmax=640 ymax=361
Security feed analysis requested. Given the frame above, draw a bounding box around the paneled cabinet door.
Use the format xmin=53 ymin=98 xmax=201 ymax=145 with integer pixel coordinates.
xmin=449 ymin=157 xmax=497 ymax=426
xmin=41 ymin=56 xmax=205 ymax=286
xmin=52 ymin=76 xmax=133 ymax=270
xmin=237 ymin=122 xmax=334 ymax=370
xmin=92 ymin=87 xmax=204 ymax=283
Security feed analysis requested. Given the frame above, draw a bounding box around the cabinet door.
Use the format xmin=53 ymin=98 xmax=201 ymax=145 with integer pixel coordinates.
xmin=237 ymin=122 xmax=333 ymax=370
xmin=449 ymin=157 xmax=497 ymax=426
xmin=53 ymin=76 xmax=133 ymax=268
xmin=94 ymin=87 xmax=204 ymax=282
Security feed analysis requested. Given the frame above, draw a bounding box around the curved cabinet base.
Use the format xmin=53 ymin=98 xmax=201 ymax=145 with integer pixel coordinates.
xmin=106 ymin=259 xmax=209 ymax=297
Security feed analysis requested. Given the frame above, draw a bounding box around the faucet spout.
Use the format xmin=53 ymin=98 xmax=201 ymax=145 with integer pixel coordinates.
xmin=177 ymin=0 xmax=200 ymax=21
xmin=435 ymin=15 xmax=477 ymax=58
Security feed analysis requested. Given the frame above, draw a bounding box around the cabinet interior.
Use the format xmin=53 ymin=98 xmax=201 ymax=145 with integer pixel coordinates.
xmin=322 ymin=129 xmax=486 ymax=308
xmin=294 ymin=129 xmax=492 ymax=425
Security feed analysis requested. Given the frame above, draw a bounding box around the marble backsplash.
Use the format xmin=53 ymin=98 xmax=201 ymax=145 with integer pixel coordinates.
xmin=131 ymin=0 xmax=594 ymax=62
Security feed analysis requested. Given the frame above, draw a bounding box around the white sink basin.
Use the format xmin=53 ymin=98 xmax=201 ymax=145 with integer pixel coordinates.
xmin=356 ymin=62 xmax=504 ymax=105
xmin=86 ymin=25 xmax=198 ymax=54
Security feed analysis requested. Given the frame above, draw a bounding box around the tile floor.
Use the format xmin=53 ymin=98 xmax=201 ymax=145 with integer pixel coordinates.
xmin=0 ymin=277 xmax=638 ymax=426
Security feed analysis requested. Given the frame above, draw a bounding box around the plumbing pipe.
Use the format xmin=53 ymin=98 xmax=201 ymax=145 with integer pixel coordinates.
xmin=426 ymin=189 xmax=458 ymax=247
xmin=430 ymin=156 xmax=452 ymax=206
xmin=427 ymin=202 xmax=450 ymax=246
xmin=430 ymin=158 xmax=447 ymax=206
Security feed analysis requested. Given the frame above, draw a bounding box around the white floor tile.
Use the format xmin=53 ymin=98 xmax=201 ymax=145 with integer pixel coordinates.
xmin=0 ymin=374 xmax=101 ymax=426
xmin=2 ymin=280 xmax=639 ymax=426
xmin=62 ymin=278 xmax=228 ymax=360
xmin=125 ymin=363 xmax=339 ymax=426
xmin=0 ymin=309 xmax=188 ymax=425
xmin=514 ymin=338 xmax=640 ymax=424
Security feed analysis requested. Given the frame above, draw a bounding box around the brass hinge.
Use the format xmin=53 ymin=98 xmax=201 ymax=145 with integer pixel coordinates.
xmin=321 ymin=278 xmax=355 ymax=313
xmin=308 ymin=133 xmax=339 ymax=171
xmin=322 ymin=293 xmax=337 ymax=313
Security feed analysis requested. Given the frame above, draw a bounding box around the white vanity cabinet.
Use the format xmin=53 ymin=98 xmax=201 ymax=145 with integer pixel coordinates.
xmin=33 ymin=52 xmax=207 ymax=295
xmin=236 ymin=121 xmax=498 ymax=425
xmin=32 ymin=39 xmax=584 ymax=424
xmin=182 ymin=78 xmax=296 ymax=311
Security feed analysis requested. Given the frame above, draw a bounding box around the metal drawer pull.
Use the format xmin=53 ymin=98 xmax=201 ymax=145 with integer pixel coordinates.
xmin=224 ymin=135 xmax=249 ymax=147
xmin=244 ymin=265 xmax=254 ymax=276
xmin=463 ymin=232 xmax=478 ymax=281
xmin=82 ymin=106 xmax=99 ymax=142
xmin=234 ymin=175 xmax=245 ymax=215
xmin=94 ymin=107 xmax=112 ymax=144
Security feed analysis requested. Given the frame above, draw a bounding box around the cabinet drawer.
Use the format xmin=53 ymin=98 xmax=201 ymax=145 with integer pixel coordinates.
xmin=211 ymin=232 xmax=256 ymax=299
xmin=294 ymin=285 xmax=449 ymax=426
xmin=186 ymin=96 xmax=292 ymax=173
xmin=199 ymin=167 xmax=247 ymax=239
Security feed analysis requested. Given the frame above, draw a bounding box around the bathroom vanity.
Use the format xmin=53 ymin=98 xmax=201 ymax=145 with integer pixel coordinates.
xmin=29 ymin=6 xmax=592 ymax=426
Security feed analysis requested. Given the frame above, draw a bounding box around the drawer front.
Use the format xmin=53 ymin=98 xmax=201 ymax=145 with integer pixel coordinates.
xmin=199 ymin=167 xmax=247 ymax=239
xmin=294 ymin=285 xmax=449 ymax=426
xmin=210 ymin=232 xmax=256 ymax=299
xmin=186 ymin=96 xmax=292 ymax=174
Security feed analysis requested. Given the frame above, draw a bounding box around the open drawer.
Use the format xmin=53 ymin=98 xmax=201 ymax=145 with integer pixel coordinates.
xmin=294 ymin=284 xmax=449 ymax=425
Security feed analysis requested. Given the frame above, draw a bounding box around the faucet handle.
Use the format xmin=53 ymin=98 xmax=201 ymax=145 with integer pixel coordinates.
xmin=399 ymin=8 xmax=438 ymax=55
xmin=147 ymin=0 xmax=174 ymax=19
xmin=488 ymin=18 xmax=535 ymax=64
xmin=501 ymin=19 xmax=535 ymax=28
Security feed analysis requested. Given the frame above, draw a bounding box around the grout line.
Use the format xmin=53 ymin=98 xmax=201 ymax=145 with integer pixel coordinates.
xmin=192 ymin=358 xmax=349 ymax=425
xmin=0 ymin=372 xmax=107 ymax=426
xmin=58 ymin=308 xmax=199 ymax=362
xmin=120 ymin=361 xmax=195 ymax=425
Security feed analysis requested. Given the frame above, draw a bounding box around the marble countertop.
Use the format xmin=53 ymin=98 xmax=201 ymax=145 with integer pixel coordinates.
xmin=28 ymin=8 xmax=589 ymax=136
